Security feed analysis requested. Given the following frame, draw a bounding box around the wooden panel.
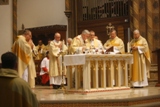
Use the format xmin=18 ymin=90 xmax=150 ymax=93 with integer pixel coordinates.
xmin=117 ymin=26 xmax=124 ymax=40
xmin=19 ymin=25 xmax=67 ymax=45
xmin=74 ymin=0 xmax=130 ymax=52
xmin=77 ymin=17 xmax=130 ymax=52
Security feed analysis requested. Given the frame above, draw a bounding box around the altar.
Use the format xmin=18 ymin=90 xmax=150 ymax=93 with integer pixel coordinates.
xmin=64 ymin=54 xmax=133 ymax=93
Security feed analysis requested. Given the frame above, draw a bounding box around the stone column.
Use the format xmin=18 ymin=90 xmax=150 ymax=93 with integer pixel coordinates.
xmin=13 ymin=0 xmax=17 ymax=42
xmin=64 ymin=0 xmax=72 ymax=38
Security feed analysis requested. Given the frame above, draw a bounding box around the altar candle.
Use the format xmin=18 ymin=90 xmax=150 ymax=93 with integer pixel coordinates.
xmin=127 ymin=42 xmax=130 ymax=53
xmin=62 ymin=40 xmax=64 ymax=51
xmin=128 ymin=28 xmax=130 ymax=42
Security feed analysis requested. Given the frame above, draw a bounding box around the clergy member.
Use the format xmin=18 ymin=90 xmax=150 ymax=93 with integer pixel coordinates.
xmin=35 ymin=39 xmax=46 ymax=60
xmin=130 ymin=29 xmax=151 ymax=87
xmin=104 ymin=29 xmax=125 ymax=54
xmin=45 ymin=38 xmax=52 ymax=53
xmin=12 ymin=30 xmax=37 ymax=88
xmin=49 ymin=32 xmax=68 ymax=89
xmin=103 ymin=29 xmax=125 ymax=85
xmin=71 ymin=29 xmax=90 ymax=54
xmin=86 ymin=30 xmax=103 ymax=51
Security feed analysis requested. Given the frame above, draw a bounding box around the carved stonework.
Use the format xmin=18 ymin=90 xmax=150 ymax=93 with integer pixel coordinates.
xmin=64 ymin=10 xmax=72 ymax=18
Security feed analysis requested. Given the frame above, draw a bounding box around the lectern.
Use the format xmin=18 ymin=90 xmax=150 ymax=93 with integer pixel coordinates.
xmin=152 ymin=49 xmax=160 ymax=87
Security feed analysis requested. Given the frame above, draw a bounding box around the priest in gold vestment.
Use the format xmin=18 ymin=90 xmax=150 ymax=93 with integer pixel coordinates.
xmin=103 ymin=30 xmax=125 ymax=85
xmin=85 ymin=30 xmax=103 ymax=51
xmin=35 ymin=39 xmax=46 ymax=60
xmin=130 ymin=29 xmax=151 ymax=87
xmin=45 ymin=38 xmax=52 ymax=53
xmin=71 ymin=30 xmax=90 ymax=54
xmin=12 ymin=30 xmax=37 ymax=88
xmin=49 ymin=33 xmax=68 ymax=89
xmin=104 ymin=30 xmax=125 ymax=54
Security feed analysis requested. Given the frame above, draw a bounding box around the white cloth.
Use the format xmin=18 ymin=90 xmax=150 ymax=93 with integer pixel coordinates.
xmin=22 ymin=67 xmax=28 ymax=82
xmin=63 ymin=54 xmax=85 ymax=66
xmin=40 ymin=57 xmax=49 ymax=75
xmin=97 ymin=40 xmax=103 ymax=49
xmin=50 ymin=76 xmax=66 ymax=85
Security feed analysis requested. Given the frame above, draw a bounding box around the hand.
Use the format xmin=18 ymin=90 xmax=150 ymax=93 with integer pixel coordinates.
xmin=38 ymin=47 xmax=41 ymax=52
xmin=28 ymin=39 xmax=34 ymax=49
xmin=132 ymin=46 xmax=138 ymax=50
xmin=82 ymin=46 xmax=86 ymax=52
xmin=58 ymin=44 xmax=62 ymax=49
xmin=95 ymin=49 xmax=98 ymax=52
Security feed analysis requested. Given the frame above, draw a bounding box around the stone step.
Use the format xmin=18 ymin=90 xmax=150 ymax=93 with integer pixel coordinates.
xmin=131 ymin=101 xmax=160 ymax=107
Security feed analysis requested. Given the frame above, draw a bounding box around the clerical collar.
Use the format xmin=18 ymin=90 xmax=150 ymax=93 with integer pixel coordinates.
xmin=111 ymin=36 xmax=117 ymax=40
xmin=134 ymin=36 xmax=141 ymax=41
xmin=53 ymin=39 xmax=60 ymax=43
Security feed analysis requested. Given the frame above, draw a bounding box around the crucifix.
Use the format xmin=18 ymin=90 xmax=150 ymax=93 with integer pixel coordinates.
xmin=106 ymin=23 xmax=115 ymax=36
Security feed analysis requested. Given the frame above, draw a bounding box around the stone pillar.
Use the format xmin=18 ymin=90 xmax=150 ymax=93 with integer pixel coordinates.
xmin=13 ymin=0 xmax=17 ymax=42
xmin=64 ymin=0 xmax=72 ymax=38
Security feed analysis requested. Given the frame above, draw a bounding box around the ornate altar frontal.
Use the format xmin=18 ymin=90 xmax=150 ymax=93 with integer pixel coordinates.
xmin=64 ymin=54 xmax=133 ymax=94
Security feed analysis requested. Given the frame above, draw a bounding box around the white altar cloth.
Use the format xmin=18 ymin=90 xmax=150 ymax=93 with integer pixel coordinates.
xmin=64 ymin=54 xmax=85 ymax=66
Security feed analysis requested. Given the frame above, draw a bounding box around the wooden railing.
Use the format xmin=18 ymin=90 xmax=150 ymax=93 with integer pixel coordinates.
xmin=82 ymin=0 xmax=129 ymax=20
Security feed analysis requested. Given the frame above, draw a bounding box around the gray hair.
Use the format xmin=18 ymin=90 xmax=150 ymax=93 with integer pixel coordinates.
xmin=82 ymin=29 xmax=90 ymax=35
xmin=133 ymin=29 xmax=140 ymax=34
xmin=67 ymin=38 xmax=72 ymax=41
xmin=23 ymin=30 xmax=31 ymax=35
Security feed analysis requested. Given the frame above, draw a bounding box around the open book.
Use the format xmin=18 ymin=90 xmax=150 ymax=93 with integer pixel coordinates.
xmin=106 ymin=46 xmax=113 ymax=52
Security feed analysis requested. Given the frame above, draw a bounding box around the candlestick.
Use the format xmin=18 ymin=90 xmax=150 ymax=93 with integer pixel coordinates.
xmin=62 ymin=40 xmax=64 ymax=52
xmin=128 ymin=28 xmax=130 ymax=42
xmin=127 ymin=42 xmax=130 ymax=53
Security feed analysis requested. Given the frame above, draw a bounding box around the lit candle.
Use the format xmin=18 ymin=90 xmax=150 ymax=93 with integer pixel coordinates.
xmin=127 ymin=28 xmax=130 ymax=53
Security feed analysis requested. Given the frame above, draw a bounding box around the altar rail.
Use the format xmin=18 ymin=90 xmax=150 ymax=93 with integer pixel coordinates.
xmin=65 ymin=54 xmax=133 ymax=93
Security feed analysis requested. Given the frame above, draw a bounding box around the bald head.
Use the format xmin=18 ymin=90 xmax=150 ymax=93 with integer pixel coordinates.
xmin=54 ymin=33 xmax=61 ymax=41
xmin=67 ymin=38 xmax=72 ymax=45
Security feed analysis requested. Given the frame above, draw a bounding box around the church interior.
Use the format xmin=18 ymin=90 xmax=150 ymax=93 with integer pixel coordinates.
xmin=1 ymin=0 xmax=160 ymax=107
